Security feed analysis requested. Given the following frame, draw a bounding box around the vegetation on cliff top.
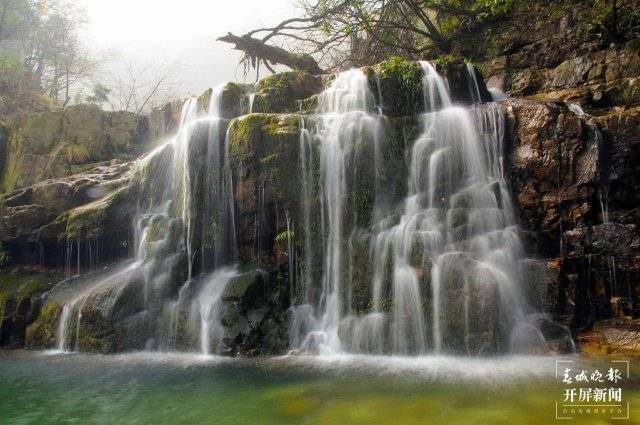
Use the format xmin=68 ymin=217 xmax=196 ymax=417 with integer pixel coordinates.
xmin=220 ymin=0 xmax=639 ymax=74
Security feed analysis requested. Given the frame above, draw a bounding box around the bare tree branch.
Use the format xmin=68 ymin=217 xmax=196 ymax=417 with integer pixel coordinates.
xmin=218 ymin=32 xmax=324 ymax=74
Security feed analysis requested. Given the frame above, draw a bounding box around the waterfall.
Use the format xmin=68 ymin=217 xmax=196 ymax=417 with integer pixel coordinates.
xmin=47 ymin=60 xmax=569 ymax=357
xmin=488 ymin=87 xmax=507 ymax=101
xmin=168 ymin=87 xmax=238 ymax=354
xmin=290 ymin=69 xmax=378 ymax=354
xmin=467 ymin=63 xmax=482 ymax=104
xmin=55 ymin=87 xmax=238 ymax=354
xmin=201 ymin=86 xmax=238 ymax=271
xmin=55 ymin=261 xmax=140 ymax=352
xmin=290 ymin=61 xmax=551 ymax=356
xmin=192 ymin=267 xmax=238 ymax=356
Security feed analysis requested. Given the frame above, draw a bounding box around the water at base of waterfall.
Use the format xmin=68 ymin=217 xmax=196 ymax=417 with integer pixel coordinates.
xmin=2 ymin=350 xmax=628 ymax=425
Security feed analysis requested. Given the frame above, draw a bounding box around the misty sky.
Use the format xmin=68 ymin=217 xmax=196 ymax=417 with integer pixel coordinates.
xmin=85 ymin=0 xmax=297 ymax=97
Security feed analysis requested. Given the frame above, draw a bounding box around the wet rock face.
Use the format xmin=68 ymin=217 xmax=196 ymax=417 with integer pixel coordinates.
xmin=371 ymin=58 xmax=493 ymax=116
xmin=227 ymin=113 xmax=301 ymax=265
xmin=504 ymin=98 xmax=640 ymax=337
xmin=593 ymin=108 xmax=640 ymax=216
xmin=0 ymin=267 xmax=63 ymax=348
xmin=503 ymin=98 xmax=600 ymax=257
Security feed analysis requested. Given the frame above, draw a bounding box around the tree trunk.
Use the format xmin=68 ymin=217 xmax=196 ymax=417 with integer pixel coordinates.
xmin=0 ymin=2 xmax=8 ymax=43
xmin=217 ymin=32 xmax=324 ymax=75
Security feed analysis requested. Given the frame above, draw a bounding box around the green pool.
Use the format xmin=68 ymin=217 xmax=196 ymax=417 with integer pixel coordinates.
xmin=0 ymin=351 xmax=637 ymax=424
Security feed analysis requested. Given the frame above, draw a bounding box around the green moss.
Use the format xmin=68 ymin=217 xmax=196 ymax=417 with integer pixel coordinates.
xmin=228 ymin=114 xmax=269 ymax=162
xmin=0 ymin=270 xmax=50 ymax=323
xmin=434 ymin=54 xmax=457 ymax=65
xmin=76 ymin=305 xmax=115 ymax=353
xmin=274 ymin=229 xmax=294 ymax=242
xmin=229 ymin=113 xmax=300 ymax=164
xmin=373 ymin=57 xmax=423 ymax=116
xmin=297 ymin=95 xmax=318 ymax=114
xmin=66 ymin=205 xmax=105 ymax=240
xmin=253 ymin=72 xmax=320 ymax=113
xmin=220 ymin=82 xmax=247 ymax=118
xmin=25 ymin=300 xmax=61 ymax=348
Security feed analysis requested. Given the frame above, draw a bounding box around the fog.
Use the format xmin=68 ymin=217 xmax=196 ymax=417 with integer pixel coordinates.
xmin=86 ymin=0 xmax=297 ymax=97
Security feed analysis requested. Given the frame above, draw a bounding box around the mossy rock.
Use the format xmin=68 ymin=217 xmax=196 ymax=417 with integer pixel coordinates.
xmin=75 ymin=304 xmax=116 ymax=353
xmin=220 ymin=82 xmax=248 ymax=118
xmin=373 ymin=57 xmax=424 ymax=117
xmin=228 ymin=114 xmax=301 ymax=202
xmin=252 ymin=72 xmax=322 ymax=114
xmin=0 ymin=268 xmax=57 ymax=347
xmin=25 ymin=300 xmax=62 ymax=349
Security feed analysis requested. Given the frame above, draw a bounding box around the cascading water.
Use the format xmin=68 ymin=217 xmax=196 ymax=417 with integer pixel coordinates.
xmin=191 ymin=267 xmax=238 ymax=356
xmin=54 ymin=97 xmax=200 ymax=352
xmin=467 ymin=62 xmax=482 ymax=104
xmin=55 ymin=88 xmax=238 ymax=355
xmin=162 ymin=87 xmax=238 ymax=355
xmin=49 ymin=60 xmax=570 ymax=358
xmin=290 ymin=69 xmax=378 ymax=354
xmin=290 ymin=61 xmax=555 ymax=356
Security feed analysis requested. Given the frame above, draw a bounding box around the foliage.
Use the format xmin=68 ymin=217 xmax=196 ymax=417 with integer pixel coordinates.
xmin=233 ymin=0 xmax=517 ymax=70
xmin=0 ymin=0 xmax=98 ymax=113
xmin=64 ymin=143 xmax=90 ymax=164
xmin=85 ymin=84 xmax=111 ymax=106
xmin=0 ymin=48 xmax=24 ymax=81
xmin=579 ymin=0 xmax=640 ymax=42
xmin=275 ymin=229 xmax=295 ymax=242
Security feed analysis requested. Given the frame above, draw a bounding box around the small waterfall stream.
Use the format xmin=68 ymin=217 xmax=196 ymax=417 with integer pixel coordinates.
xmin=191 ymin=267 xmax=238 ymax=356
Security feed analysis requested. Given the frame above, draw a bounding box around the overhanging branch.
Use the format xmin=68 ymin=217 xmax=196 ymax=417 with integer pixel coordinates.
xmin=217 ymin=32 xmax=324 ymax=74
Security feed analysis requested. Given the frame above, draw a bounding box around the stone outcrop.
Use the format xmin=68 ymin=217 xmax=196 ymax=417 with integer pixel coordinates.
xmin=0 ymin=267 xmax=62 ymax=347
xmin=483 ymin=45 xmax=640 ymax=109
xmin=0 ymin=105 xmax=144 ymax=193
xmin=504 ymin=99 xmax=640 ymax=339
xmin=0 ymin=161 xmax=135 ymax=267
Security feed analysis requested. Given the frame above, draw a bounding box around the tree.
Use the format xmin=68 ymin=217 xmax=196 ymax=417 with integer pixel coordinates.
xmin=85 ymin=83 xmax=110 ymax=106
xmin=0 ymin=0 xmax=33 ymax=44
xmin=218 ymin=0 xmax=515 ymax=73
xmin=24 ymin=1 xmax=97 ymax=105
xmin=0 ymin=0 xmax=98 ymax=109
xmin=588 ymin=0 xmax=640 ymax=42
xmin=104 ymin=59 xmax=180 ymax=114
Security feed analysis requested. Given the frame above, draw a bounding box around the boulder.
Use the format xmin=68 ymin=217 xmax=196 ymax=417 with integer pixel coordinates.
xmin=251 ymin=72 xmax=323 ymax=114
xmin=0 ymin=267 xmax=61 ymax=347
